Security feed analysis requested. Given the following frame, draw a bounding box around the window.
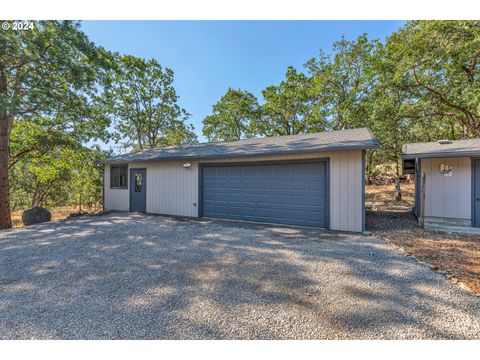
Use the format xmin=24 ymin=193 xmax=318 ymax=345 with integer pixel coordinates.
xmin=134 ymin=173 xmax=143 ymax=192
xmin=402 ymin=159 xmax=415 ymax=174
xmin=111 ymin=165 xmax=128 ymax=189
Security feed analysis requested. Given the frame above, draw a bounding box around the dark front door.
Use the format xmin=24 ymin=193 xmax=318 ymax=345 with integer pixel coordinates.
xmin=130 ymin=168 xmax=146 ymax=212
xmin=201 ymin=161 xmax=328 ymax=228
xmin=475 ymin=160 xmax=480 ymax=227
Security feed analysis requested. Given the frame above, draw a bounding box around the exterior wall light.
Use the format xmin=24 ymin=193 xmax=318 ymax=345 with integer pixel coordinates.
xmin=183 ymin=162 xmax=192 ymax=168
xmin=439 ymin=163 xmax=453 ymax=177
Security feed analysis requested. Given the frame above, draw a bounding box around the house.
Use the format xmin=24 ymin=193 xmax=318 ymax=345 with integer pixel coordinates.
xmin=402 ymin=138 xmax=480 ymax=229
xmin=99 ymin=128 xmax=378 ymax=232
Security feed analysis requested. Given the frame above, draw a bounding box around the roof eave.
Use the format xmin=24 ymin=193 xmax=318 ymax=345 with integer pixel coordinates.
xmin=402 ymin=150 xmax=480 ymax=160
xmin=98 ymin=142 xmax=379 ymax=165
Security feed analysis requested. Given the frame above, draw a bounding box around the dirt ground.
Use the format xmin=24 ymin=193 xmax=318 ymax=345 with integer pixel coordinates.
xmin=366 ymin=182 xmax=415 ymax=212
xmin=366 ymin=183 xmax=480 ymax=295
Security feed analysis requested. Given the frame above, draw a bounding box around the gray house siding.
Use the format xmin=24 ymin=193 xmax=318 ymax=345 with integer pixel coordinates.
xmin=103 ymin=149 xmax=366 ymax=232
xmin=421 ymin=157 xmax=471 ymax=226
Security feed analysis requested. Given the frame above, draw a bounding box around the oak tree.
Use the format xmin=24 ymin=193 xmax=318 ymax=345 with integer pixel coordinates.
xmin=0 ymin=21 xmax=110 ymax=228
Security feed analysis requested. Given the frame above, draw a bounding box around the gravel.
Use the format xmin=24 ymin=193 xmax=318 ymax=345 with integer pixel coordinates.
xmin=1 ymin=212 xmax=480 ymax=339
xmin=366 ymin=210 xmax=480 ymax=294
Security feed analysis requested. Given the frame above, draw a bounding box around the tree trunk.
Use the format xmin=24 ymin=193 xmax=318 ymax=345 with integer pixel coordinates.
xmin=136 ymin=128 xmax=144 ymax=150
xmin=0 ymin=114 xmax=12 ymax=229
xmin=365 ymin=151 xmax=372 ymax=185
xmin=394 ymin=158 xmax=402 ymax=201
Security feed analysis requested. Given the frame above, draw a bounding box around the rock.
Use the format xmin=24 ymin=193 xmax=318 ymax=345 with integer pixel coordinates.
xmin=22 ymin=206 xmax=51 ymax=226
xmin=66 ymin=211 xmax=89 ymax=220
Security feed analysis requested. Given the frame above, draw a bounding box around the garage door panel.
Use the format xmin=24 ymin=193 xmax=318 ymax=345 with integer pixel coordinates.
xmin=229 ymin=167 xmax=243 ymax=176
xmin=243 ymin=180 xmax=259 ymax=190
xmin=202 ymin=161 xmax=327 ymax=228
xmin=274 ymin=164 xmax=290 ymax=175
xmin=204 ymin=167 xmax=217 ymax=176
xmin=290 ymin=180 xmax=306 ymax=190
xmin=305 ymin=210 xmax=324 ymax=219
xmin=256 ymin=180 xmax=271 ymax=190
xmin=308 ymin=179 xmax=325 ymax=190
xmin=216 ymin=168 xmax=230 ymax=176
xmin=271 ymin=180 xmax=290 ymax=190
xmin=289 ymin=196 xmax=307 ymax=206
xmin=268 ymin=209 xmax=290 ymax=218
xmin=258 ymin=166 xmax=274 ymax=176
xmin=268 ymin=195 xmax=289 ymax=205
xmin=290 ymin=163 xmax=306 ymax=174
xmin=305 ymin=162 xmax=324 ymax=174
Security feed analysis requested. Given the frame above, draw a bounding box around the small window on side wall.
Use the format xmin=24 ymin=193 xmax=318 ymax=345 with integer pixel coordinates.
xmin=111 ymin=165 xmax=128 ymax=189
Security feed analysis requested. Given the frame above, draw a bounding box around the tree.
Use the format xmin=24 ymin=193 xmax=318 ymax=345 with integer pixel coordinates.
xmin=202 ymin=88 xmax=260 ymax=142
xmin=259 ymin=66 xmax=320 ymax=136
xmin=306 ymin=34 xmax=378 ymax=131
xmin=391 ymin=21 xmax=480 ymax=137
xmin=0 ymin=21 xmax=110 ymax=228
xmin=24 ymin=152 xmax=71 ymax=208
xmin=65 ymin=147 xmax=107 ymax=211
xmin=366 ymin=40 xmax=413 ymax=200
xmin=9 ymin=146 xmax=107 ymax=211
xmin=104 ymin=55 xmax=197 ymax=152
xmin=365 ymin=21 xmax=479 ymax=200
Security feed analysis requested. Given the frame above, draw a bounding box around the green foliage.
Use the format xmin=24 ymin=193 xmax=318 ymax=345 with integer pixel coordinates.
xmin=390 ymin=21 xmax=480 ymax=136
xmin=0 ymin=20 xmax=111 ymax=141
xmin=306 ymin=34 xmax=378 ymax=130
xmin=104 ymin=55 xmax=197 ymax=151
xmin=203 ymin=88 xmax=260 ymax=142
xmin=9 ymin=117 xmax=78 ymax=168
xmin=259 ymin=66 xmax=320 ymax=136
xmin=9 ymin=146 xmax=108 ymax=211
xmin=64 ymin=147 xmax=107 ymax=211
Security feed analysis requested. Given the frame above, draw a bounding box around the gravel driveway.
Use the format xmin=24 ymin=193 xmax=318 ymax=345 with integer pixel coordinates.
xmin=1 ymin=212 xmax=480 ymax=339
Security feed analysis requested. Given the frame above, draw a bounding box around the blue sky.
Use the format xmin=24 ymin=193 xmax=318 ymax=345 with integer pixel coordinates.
xmin=81 ymin=20 xmax=405 ymax=148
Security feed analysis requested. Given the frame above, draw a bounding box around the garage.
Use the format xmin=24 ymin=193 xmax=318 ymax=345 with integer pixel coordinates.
xmin=100 ymin=128 xmax=379 ymax=232
xmin=201 ymin=161 xmax=328 ymax=228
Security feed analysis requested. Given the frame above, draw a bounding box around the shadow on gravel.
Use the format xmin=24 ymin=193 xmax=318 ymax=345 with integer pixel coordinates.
xmin=0 ymin=212 xmax=479 ymax=339
xmin=366 ymin=210 xmax=418 ymax=231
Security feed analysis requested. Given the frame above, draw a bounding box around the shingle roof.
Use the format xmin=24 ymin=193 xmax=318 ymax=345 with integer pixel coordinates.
xmin=402 ymin=138 xmax=480 ymax=159
xmin=99 ymin=128 xmax=379 ymax=164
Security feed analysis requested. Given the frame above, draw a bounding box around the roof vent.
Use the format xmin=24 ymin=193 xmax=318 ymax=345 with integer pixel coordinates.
xmin=438 ymin=139 xmax=451 ymax=145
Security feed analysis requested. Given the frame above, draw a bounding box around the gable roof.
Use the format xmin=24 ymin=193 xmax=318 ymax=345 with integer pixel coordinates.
xmin=99 ymin=127 xmax=379 ymax=164
xmin=402 ymin=138 xmax=480 ymax=159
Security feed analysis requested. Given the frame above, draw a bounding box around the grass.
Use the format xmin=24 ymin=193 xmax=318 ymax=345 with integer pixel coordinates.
xmin=11 ymin=206 xmax=99 ymax=228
